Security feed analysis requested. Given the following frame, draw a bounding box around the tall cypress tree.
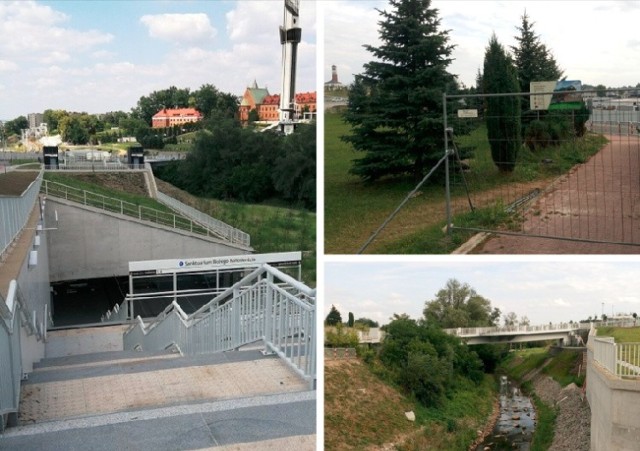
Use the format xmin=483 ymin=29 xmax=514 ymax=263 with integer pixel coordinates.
xmin=483 ymin=34 xmax=521 ymax=173
xmin=511 ymin=12 xmax=563 ymax=94
xmin=342 ymin=0 xmax=456 ymax=183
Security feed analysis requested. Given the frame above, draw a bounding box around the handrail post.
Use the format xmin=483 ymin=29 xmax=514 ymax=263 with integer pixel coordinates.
xmin=263 ymin=271 xmax=274 ymax=354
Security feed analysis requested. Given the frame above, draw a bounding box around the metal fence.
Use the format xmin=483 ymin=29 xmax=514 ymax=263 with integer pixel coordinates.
xmin=444 ymin=90 xmax=640 ymax=247
xmin=592 ymin=337 xmax=640 ymax=378
xmin=156 ymin=191 xmax=250 ymax=247
xmin=123 ymin=264 xmax=316 ymax=388
xmin=41 ymin=179 xmax=227 ymax=239
xmin=0 ymin=171 xmax=42 ymax=259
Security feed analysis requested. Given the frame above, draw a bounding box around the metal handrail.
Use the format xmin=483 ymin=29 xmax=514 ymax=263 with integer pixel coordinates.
xmin=40 ymin=179 xmax=240 ymax=242
xmin=123 ymin=264 xmax=316 ymax=387
xmin=0 ymin=171 xmax=43 ymax=258
xmin=156 ymin=190 xmax=250 ymax=247
xmin=445 ymin=322 xmax=578 ymax=337
xmin=592 ymin=337 xmax=640 ymax=378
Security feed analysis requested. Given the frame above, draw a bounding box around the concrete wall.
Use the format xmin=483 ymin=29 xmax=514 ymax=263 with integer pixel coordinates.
xmin=587 ymin=347 xmax=640 ymax=450
xmin=45 ymin=198 xmax=252 ymax=282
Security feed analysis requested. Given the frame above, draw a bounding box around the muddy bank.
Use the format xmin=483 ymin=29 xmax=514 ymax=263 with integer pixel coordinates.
xmin=532 ymin=376 xmax=590 ymax=450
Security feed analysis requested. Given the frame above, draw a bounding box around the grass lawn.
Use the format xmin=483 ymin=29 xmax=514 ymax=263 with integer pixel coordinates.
xmin=325 ymin=111 xmax=608 ymax=254
xmin=596 ymin=326 xmax=640 ymax=342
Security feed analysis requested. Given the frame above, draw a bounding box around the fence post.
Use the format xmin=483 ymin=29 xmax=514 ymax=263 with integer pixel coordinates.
xmin=443 ymin=92 xmax=451 ymax=235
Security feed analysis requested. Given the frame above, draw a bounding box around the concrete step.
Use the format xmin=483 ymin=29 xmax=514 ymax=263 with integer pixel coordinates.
xmin=18 ymin=348 xmax=310 ymax=426
xmin=1 ymin=391 xmax=316 ymax=450
xmin=33 ymin=349 xmax=178 ymax=371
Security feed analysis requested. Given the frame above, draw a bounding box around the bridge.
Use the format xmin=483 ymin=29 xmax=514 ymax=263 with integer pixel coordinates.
xmin=444 ymin=322 xmax=585 ymax=345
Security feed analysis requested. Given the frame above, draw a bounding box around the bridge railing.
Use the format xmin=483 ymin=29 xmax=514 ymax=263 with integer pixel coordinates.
xmin=0 ymin=171 xmax=42 ymax=259
xmin=592 ymin=337 xmax=640 ymax=378
xmin=446 ymin=322 xmax=578 ymax=337
xmin=123 ymin=264 xmax=316 ymax=388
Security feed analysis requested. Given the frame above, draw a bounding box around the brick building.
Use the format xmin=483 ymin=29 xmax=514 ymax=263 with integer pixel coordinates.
xmin=238 ymin=81 xmax=316 ymax=123
xmin=151 ymin=108 xmax=203 ymax=129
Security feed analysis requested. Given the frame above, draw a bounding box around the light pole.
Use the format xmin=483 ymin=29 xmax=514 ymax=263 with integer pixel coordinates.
xmin=601 ymin=302 xmax=604 ymax=320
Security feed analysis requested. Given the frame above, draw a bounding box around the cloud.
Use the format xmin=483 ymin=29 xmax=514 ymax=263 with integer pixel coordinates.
xmin=0 ymin=1 xmax=112 ymax=58
xmin=140 ymin=13 xmax=217 ymax=43
xmin=0 ymin=59 xmax=19 ymax=72
xmin=553 ymin=298 xmax=571 ymax=307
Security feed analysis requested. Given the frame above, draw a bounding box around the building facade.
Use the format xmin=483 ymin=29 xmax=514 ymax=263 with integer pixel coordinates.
xmin=238 ymin=81 xmax=316 ymax=123
xmin=151 ymin=108 xmax=203 ymax=129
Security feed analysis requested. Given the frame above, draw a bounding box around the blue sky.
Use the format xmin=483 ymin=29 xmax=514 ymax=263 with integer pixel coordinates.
xmin=1 ymin=0 xmax=316 ymax=119
xmin=324 ymin=1 xmax=640 ymax=90
xmin=324 ymin=258 xmax=640 ymax=327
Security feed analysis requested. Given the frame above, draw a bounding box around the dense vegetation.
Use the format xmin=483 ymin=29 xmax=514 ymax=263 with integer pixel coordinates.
xmin=342 ymin=0 xmax=457 ymax=183
xmin=154 ymin=119 xmax=316 ymax=210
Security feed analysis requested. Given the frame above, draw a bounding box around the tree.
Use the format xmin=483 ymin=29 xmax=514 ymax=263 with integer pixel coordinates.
xmin=511 ymin=12 xmax=563 ymax=94
xmin=355 ymin=317 xmax=380 ymax=328
xmin=519 ymin=315 xmax=530 ymax=326
xmin=347 ymin=312 xmax=355 ymax=327
xmin=503 ymin=311 xmax=518 ymax=326
xmin=595 ymin=84 xmax=607 ymax=97
xmin=3 ymin=116 xmax=28 ymax=136
xmin=342 ymin=0 xmax=456 ymax=183
xmin=423 ymin=279 xmax=500 ymax=328
xmin=483 ymin=34 xmax=521 ymax=172
xmin=325 ymin=305 xmax=342 ymax=326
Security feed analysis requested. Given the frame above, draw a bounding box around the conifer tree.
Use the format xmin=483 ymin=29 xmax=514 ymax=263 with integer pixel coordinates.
xmin=511 ymin=12 xmax=563 ymax=93
xmin=342 ymin=0 xmax=456 ymax=183
xmin=483 ymin=34 xmax=521 ymax=172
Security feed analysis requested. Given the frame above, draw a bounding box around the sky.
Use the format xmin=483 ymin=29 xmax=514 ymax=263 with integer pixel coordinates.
xmin=324 ymin=0 xmax=640 ymax=90
xmin=0 ymin=0 xmax=316 ymax=120
xmin=324 ymin=258 xmax=640 ymax=327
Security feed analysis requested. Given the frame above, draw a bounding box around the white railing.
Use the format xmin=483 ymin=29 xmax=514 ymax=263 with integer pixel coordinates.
xmin=40 ymin=179 xmax=236 ymax=241
xmin=445 ymin=322 xmax=578 ymax=337
xmin=124 ymin=264 xmax=315 ymax=387
xmin=0 ymin=171 xmax=43 ymax=259
xmin=0 ymin=280 xmax=48 ymax=427
xmin=45 ymin=163 xmax=146 ymax=171
xmin=592 ymin=337 xmax=640 ymax=378
xmin=101 ymin=287 xmax=227 ymax=323
xmin=156 ymin=190 xmax=250 ymax=247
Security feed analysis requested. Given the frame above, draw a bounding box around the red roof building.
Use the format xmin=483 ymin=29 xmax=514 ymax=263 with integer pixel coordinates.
xmin=151 ymin=108 xmax=203 ymax=129
xmin=238 ymin=81 xmax=317 ymax=123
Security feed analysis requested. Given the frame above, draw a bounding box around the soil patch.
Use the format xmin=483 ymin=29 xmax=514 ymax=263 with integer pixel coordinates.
xmin=0 ymin=171 xmax=39 ymax=196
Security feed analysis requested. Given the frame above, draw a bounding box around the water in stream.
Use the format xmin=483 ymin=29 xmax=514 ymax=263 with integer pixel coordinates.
xmin=476 ymin=376 xmax=536 ymax=451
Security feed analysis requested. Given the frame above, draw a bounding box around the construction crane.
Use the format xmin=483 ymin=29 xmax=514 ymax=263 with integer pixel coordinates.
xmin=278 ymin=0 xmax=301 ymax=135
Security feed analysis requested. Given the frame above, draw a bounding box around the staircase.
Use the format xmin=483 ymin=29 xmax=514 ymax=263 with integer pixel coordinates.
xmin=0 ymin=325 xmax=316 ymax=450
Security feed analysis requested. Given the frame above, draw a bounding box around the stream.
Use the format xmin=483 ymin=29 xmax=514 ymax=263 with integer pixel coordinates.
xmin=476 ymin=376 xmax=536 ymax=451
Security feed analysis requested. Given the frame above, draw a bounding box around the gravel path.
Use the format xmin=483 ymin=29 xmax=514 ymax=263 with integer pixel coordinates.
xmin=532 ymin=376 xmax=590 ymax=451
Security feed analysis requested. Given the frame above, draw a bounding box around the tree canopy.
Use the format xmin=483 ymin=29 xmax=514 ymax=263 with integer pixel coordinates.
xmin=325 ymin=305 xmax=343 ymax=326
xmin=511 ymin=12 xmax=563 ymax=94
xmin=483 ymin=34 xmax=521 ymax=172
xmin=423 ymin=278 xmax=501 ymax=328
xmin=342 ymin=0 xmax=456 ymax=182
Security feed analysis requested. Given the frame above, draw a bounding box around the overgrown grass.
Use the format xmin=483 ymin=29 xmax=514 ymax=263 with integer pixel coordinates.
xmin=530 ymin=393 xmax=557 ymax=451
xmin=543 ymin=350 xmax=585 ymax=387
xmin=500 ymin=347 xmax=585 ymax=388
xmin=500 ymin=347 xmax=549 ymax=381
xmin=325 ymin=359 xmax=496 ymax=451
xmin=43 ymin=172 xmax=172 ymax=212
xmin=596 ymin=326 xmax=640 ymax=342
xmin=325 ymin=110 xmax=608 ymax=253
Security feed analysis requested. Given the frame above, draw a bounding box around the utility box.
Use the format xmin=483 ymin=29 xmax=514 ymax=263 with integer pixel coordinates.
xmin=127 ymin=145 xmax=144 ymax=167
xmin=43 ymin=146 xmax=59 ymax=169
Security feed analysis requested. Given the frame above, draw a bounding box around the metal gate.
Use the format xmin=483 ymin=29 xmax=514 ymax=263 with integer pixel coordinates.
xmin=444 ymin=89 xmax=640 ymax=247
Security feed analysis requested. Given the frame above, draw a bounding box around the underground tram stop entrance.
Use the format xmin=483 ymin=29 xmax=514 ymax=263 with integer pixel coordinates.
xmin=51 ymin=252 xmax=302 ymax=328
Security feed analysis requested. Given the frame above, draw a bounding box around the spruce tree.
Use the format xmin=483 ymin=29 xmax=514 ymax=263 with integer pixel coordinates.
xmin=483 ymin=34 xmax=521 ymax=173
xmin=511 ymin=12 xmax=563 ymax=94
xmin=325 ymin=305 xmax=342 ymax=326
xmin=342 ymin=0 xmax=456 ymax=183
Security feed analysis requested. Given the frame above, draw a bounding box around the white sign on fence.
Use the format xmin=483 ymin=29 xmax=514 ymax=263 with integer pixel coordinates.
xmin=457 ymin=109 xmax=478 ymax=118
xmin=530 ymin=81 xmax=557 ymax=110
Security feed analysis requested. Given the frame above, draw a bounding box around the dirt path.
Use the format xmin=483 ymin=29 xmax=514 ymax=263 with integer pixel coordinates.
xmin=475 ymin=134 xmax=640 ymax=253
